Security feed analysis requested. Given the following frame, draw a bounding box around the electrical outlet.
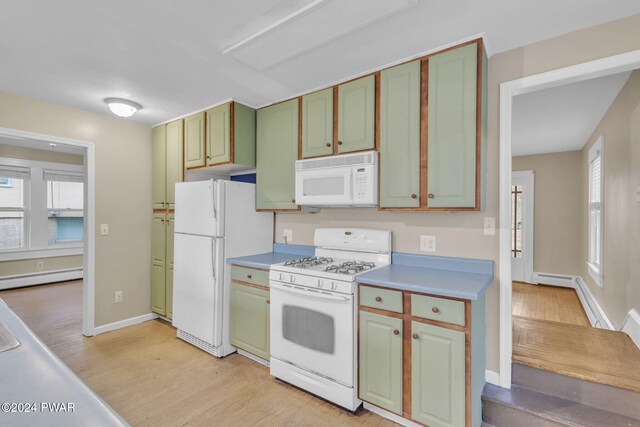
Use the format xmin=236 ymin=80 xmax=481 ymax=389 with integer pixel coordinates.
xmin=420 ymin=235 xmax=436 ymax=252
xmin=100 ymin=224 xmax=109 ymax=236
xmin=114 ymin=290 xmax=123 ymax=304
xmin=484 ymin=217 xmax=496 ymax=236
xmin=36 ymin=261 xmax=44 ymax=270
xmin=283 ymin=229 xmax=293 ymax=243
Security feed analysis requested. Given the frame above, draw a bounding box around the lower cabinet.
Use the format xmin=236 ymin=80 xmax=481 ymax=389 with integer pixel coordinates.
xmin=230 ymin=281 xmax=270 ymax=361
xmin=358 ymin=285 xmax=485 ymax=427
xmin=151 ymin=213 xmax=175 ymax=319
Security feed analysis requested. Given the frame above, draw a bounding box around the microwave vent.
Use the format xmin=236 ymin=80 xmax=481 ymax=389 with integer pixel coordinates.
xmin=297 ymin=152 xmax=376 ymax=170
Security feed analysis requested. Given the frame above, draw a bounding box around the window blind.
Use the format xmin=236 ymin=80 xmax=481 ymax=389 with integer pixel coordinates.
xmin=43 ymin=169 xmax=84 ymax=183
xmin=0 ymin=165 xmax=30 ymax=179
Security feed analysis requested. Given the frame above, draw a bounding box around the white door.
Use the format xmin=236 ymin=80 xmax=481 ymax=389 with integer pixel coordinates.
xmin=174 ymin=180 xmax=219 ymax=236
xmin=511 ymin=171 xmax=534 ymax=283
xmin=172 ymin=233 xmax=221 ymax=346
xmin=269 ymin=282 xmax=354 ymax=387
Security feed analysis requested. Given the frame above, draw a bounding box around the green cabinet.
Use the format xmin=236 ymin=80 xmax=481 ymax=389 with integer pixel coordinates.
xmin=185 ymin=111 xmax=206 ymax=168
xmin=256 ymin=99 xmax=299 ymax=210
xmin=206 ymin=102 xmax=256 ymax=167
xmin=301 ymin=88 xmax=334 ymax=158
xmin=230 ymin=282 xmax=270 ymax=360
xmin=359 ymin=311 xmax=403 ymax=415
xmin=411 ymin=322 xmax=465 ymax=427
xmin=379 ymin=60 xmax=421 ymax=208
xmin=151 ymin=214 xmax=166 ymax=315
xmin=427 ymin=43 xmax=478 ymax=208
xmin=338 ymin=75 xmax=375 ymax=154
xmin=152 ymin=126 xmax=166 ymax=209
xmin=166 ymin=120 xmax=183 ymax=209
xmin=151 ymin=213 xmax=175 ymax=319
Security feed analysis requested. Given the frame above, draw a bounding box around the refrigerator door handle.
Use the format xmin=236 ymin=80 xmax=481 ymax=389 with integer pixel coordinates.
xmin=211 ymin=238 xmax=216 ymax=280
xmin=212 ymin=184 xmax=217 ymax=220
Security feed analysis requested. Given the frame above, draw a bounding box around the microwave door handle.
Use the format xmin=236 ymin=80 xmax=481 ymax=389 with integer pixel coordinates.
xmin=271 ymin=283 xmax=350 ymax=302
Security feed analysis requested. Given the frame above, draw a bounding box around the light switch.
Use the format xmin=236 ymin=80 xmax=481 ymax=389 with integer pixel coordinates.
xmin=100 ymin=224 xmax=109 ymax=236
xmin=283 ymin=229 xmax=293 ymax=243
xmin=484 ymin=217 xmax=496 ymax=236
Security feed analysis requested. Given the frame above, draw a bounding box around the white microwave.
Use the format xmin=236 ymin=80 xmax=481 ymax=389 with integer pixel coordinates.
xmin=295 ymin=151 xmax=378 ymax=207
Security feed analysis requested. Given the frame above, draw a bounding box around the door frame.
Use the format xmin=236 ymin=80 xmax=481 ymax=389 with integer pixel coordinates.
xmin=0 ymin=127 xmax=96 ymax=337
xmin=498 ymin=48 xmax=640 ymax=388
xmin=511 ymin=170 xmax=534 ymax=284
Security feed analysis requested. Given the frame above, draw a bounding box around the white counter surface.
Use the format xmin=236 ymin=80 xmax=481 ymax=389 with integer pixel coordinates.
xmin=0 ymin=299 xmax=128 ymax=426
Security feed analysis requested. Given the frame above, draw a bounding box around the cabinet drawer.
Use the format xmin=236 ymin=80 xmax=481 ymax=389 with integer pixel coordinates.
xmin=411 ymin=294 xmax=465 ymax=326
xmin=231 ymin=265 xmax=269 ymax=287
xmin=360 ymin=286 xmax=403 ymax=313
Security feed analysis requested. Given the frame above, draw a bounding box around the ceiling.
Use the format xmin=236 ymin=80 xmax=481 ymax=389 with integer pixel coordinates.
xmin=512 ymin=71 xmax=631 ymax=157
xmin=1 ymin=1 xmax=640 ymax=126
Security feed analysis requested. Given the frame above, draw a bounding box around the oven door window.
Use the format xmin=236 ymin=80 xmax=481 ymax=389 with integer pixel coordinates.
xmin=282 ymin=305 xmax=334 ymax=354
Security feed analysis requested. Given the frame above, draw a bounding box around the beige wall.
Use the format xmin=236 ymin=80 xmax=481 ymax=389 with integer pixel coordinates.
xmin=1 ymin=256 xmax=83 ymax=276
xmin=0 ymin=145 xmax=83 ymax=165
xmin=277 ymin=13 xmax=640 ymax=374
xmin=580 ymin=69 xmax=640 ymax=329
xmin=0 ymin=91 xmax=152 ymax=327
xmin=513 ymin=151 xmax=583 ymax=276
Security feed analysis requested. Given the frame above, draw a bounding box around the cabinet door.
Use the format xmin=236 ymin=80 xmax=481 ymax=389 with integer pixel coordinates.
xmin=379 ymin=60 xmax=421 ymax=208
xmin=338 ymin=75 xmax=375 ymax=154
xmin=165 ymin=214 xmax=174 ymax=319
xmin=207 ymin=103 xmax=231 ymax=166
xmin=151 ymin=214 xmax=166 ymax=316
xmin=184 ymin=112 xmax=205 ymax=168
xmin=256 ymin=99 xmax=299 ymax=210
xmin=301 ymin=88 xmax=333 ymax=158
xmin=230 ymin=282 xmax=270 ymax=360
xmin=152 ymin=125 xmax=166 ymax=209
xmin=166 ymin=120 xmax=183 ymax=209
xmin=359 ymin=311 xmax=403 ymax=415
xmin=411 ymin=321 xmax=465 ymax=427
xmin=427 ymin=43 xmax=477 ymax=208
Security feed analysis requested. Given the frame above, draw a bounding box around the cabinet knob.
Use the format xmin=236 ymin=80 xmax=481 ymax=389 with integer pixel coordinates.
xmin=375 ymin=296 xmax=382 ymax=302
xmin=247 ymin=274 xmax=252 ymax=279
xmin=338 ymin=141 xmax=343 ymax=145
xmin=266 ymin=299 xmax=270 ymax=304
xmin=325 ymin=143 xmax=331 ymax=147
xmin=411 ymin=194 xmax=417 ymax=199
xmin=432 ymin=306 xmax=440 ymax=313
xmin=291 ymin=199 xmax=296 ymax=204
xmin=412 ymin=333 xmax=419 ymax=340
xmin=393 ymin=329 xmax=400 ymax=335
xmin=428 ymin=193 xmax=435 ymax=199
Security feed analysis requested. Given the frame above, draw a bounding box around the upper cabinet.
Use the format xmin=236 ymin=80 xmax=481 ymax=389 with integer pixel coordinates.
xmin=206 ymin=101 xmax=256 ymax=168
xmin=379 ymin=61 xmax=421 ymax=209
xmin=152 ymin=119 xmax=183 ymax=210
xmin=256 ymin=99 xmax=299 ymax=211
xmin=337 ymin=75 xmax=375 ymax=154
xmin=184 ymin=112 xmax=206 ymax=168
xmin=301 ymin=89 xmax=334 ymax=158
xmin=378 ymin=41 xmax=487 ymax=211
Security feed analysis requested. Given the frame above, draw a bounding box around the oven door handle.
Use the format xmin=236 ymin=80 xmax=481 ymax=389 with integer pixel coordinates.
xmin=270 ymin=283 xmax=351 ymax=302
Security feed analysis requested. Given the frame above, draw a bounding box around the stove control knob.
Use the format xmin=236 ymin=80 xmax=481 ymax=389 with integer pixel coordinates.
xmin=278 ymin=273 xmax=285 ymax=281
xmin=331 ymin=281 xmax=337 ymax=290
xmin=317 ymin=279 xmax=324 ymax=288
xmin=290 ymin=274 xmax=296 ymax=283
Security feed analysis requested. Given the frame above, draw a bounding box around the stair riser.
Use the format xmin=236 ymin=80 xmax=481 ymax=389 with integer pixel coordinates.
xmin=512 ymin=364 xmax=640 ymax=419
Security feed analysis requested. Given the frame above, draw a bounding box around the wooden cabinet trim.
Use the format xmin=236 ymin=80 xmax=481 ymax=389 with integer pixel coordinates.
xmin=420 ymin=58 xmax=429 ymax=209
xmin=230 ymin=101 xmax=235 ymax=164
xmin=231 ymin=280 xmax=269 ymax=292
xmin=230 ymin=264 xmax=268 ymax=272
xmin=333 ymin=86 xmax=339 ymax=155
xmin=402 ymin=292 xmax=412 ymax=419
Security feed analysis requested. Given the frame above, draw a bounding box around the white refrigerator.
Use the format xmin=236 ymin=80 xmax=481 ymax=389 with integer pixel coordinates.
xmin=172 ymin=179 xmax=273 ymax=357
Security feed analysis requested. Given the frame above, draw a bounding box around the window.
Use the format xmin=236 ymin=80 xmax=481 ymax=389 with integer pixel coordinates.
xmin=511 ymin=184 xmax=523 ymax=258
xmin=0 ymin=166 xmax=29 ymax=250
xmin=587 ymin=136 xmax=604 ymax=287
xmin=45 ymin=170 xmax=84 ymax=245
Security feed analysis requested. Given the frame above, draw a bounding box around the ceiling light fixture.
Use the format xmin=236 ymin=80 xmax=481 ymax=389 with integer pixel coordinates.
xmin=104 ymin=98 xmax=142 ymax=118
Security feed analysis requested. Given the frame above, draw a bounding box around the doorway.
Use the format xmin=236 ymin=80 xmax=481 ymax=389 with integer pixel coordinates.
xmin=0 ymin=127 xmax=96 ymax=336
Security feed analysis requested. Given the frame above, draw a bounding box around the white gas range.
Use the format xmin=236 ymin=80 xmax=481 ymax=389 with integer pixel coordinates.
xmin=269 ymin=228 xmax=392 ymax=411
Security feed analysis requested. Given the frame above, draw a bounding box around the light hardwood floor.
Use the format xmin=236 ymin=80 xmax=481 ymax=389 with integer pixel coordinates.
xmin=512 ymin=282 xmax=640 ymax=392
xmin=0 ymin=281 xmax=395 ymax=427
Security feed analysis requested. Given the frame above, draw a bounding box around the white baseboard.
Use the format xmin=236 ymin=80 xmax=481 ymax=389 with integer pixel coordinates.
xmin=532 ymin=271 xmax=614 ymax=330
xmin=237 ymin=349 xmax=269 ymax=367
xmin=621 ymin=309 xmax=640 ymax=350
xmin=0 ymin=268 xmax=83 ymax=291
xmin=363 ymin=403 xmax=422 ymax=427
xmin=485 ymin=369 xmax=500 ymax=386
xmin=93 ymin=312 xmax=158 ymax=335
